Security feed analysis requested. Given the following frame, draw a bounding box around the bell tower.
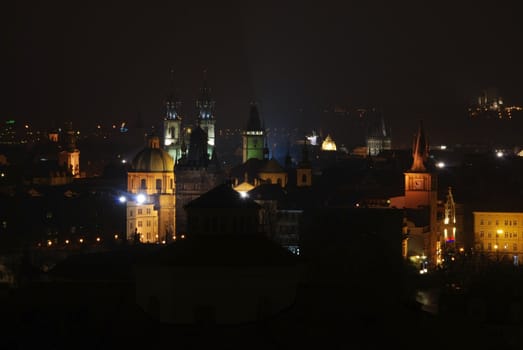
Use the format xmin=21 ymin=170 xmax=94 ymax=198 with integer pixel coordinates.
xmin=404 ymin=120 xmax=438 ymax=267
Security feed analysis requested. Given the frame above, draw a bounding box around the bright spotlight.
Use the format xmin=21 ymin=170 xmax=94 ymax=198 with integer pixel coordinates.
xmin=136 ymin=194 xmax=146 ymax=204
xmin=119 ymin=196 xmax=126 ymax=203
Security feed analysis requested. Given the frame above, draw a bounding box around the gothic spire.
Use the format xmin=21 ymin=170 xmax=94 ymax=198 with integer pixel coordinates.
xmin=196 ymin=69 xmax=214 ymax=120
xmin=165 ymin=68 xmax=181 ymax=120
xmin=410 ymin=120 xmax=429 ymax=172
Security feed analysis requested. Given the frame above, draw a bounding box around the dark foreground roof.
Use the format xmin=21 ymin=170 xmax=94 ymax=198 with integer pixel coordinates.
xmin=137 ymin=234 xmax=300 ymax=267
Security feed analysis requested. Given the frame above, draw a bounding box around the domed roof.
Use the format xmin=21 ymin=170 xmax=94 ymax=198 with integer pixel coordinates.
xmin=259 ymin=158 xmax=285 ymax=173
xmin=321 ymin=134 xmax=337 ymax=151
xmin=131 ymin=135 xmax=174 ymax=172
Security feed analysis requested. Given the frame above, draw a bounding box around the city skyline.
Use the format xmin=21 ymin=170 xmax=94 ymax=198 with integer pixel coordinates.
xmin=5 ymin=1 xmax=523 ymax=146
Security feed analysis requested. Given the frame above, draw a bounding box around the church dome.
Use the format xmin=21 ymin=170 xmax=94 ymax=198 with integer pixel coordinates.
xmin=131 ymin=135 xmax=174 ymax=172
xmin=321 ymin=134 xmax=337 ymax=151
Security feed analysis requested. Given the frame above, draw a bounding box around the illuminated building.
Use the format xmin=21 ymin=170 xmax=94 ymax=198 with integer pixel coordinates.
xmin=390 ymin=120 xmax=438 ymax=269
xmin=126 ymin=134 xmax=175 ymax=243
xmin=58 ymin=121 xmax=81 ymax=178
xmin=468 ymin=88 xmax=523 ymax=119
xmin=473 ymin=211 xmax=523 ymax=265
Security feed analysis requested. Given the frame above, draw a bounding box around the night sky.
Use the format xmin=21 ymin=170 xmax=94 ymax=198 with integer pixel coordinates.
xmin=5 ymin=1 xmax=523 ymax=146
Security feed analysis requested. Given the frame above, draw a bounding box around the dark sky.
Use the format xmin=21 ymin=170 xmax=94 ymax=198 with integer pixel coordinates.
xmin=5 ymin=1 xmax=523 ymax=146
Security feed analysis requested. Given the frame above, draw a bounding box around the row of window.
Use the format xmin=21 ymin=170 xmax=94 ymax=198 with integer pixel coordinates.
xmin=479 ymin=231 xmax=518 ymax=238
xmin=130 ymin=220 xmax=152 ymax=228
xmin=131 ymin=178 xmax=174 ymax=191
xmin=129 ymin=208 xmax=152 ymax=217
xmin=479 ymin=219 xmax=518 ymax=226
xmin=484 ymin=243 xmax=518 ymax=251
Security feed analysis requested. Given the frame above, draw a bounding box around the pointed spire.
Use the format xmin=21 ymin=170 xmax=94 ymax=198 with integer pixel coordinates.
xmin=196 ymin=69 xmax=214 ymax=120
xmin=410 ymin=120 xmax=429 ymax=172
xmin=165 ymin=68 xmax=181 ymax=120
xmin=246 ymin=102 xmax=263 ymax=131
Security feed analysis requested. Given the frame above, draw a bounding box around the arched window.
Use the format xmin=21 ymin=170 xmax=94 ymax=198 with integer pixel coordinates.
xmin=301 ymin=174 xmax=307 ymax=183
xmin=140 ymin=179 xmax=146 ymax=190
xmin=156 ymin=179 xmax=162 ymax=191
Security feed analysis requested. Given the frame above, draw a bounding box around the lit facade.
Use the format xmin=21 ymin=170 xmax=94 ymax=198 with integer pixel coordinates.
xmin=126 ymin=135 xmax=175 ymax=243
xmin=473 ymin=211 xmax=523 ymax=265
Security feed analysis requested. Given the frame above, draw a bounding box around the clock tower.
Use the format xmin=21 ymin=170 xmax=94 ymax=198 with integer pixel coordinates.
xmin=404 ymin=120 xmax=438 ymax=268
xmin=404 ymin=121 xmax=436 ymax=209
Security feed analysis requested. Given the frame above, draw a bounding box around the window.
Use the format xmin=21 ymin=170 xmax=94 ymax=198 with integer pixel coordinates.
xmin=130 ymin=210 xmax=133 ymax=217
xmin=141 ymin=179 xmax=146 ymax=190
xmin=487 ymin=243 xmax=492 ymax=251
xmin=515 ymin=220 xmax=518 ymax=226
xmin=138 ymin=209 xmax=142 ymax=215
xmin=514 ymin=243 xmax=518 ymax=251
xmin=480 ymin=231 xmax=484 ymax=238
xmin=147 ymin=208 xmax=151 ymax=215
xmin=480 ymin=219 xmax=484 ymax=225
xmin=156 ymin=179 xmax=162 ymax=191
xmin=301 ymin=174 xmax=307 ymax=183
xmin=138 ymin=221 xmax=142 ymax=227
xmin=487 ymin=232 xmax=491 ymax=238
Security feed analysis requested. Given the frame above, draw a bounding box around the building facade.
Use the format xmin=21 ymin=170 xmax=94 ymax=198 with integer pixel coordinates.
xmin=126 ymin=135 xmax=175 ymax=243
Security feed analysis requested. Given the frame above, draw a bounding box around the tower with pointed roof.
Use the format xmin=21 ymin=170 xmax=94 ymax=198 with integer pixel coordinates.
xmin=163 ymin=69 xmax=185 ymax=164
xmin=404 ymin=120 xmax=438 ymax=267
xmin=242 ymin=102 xmax=266 ymax=162
xmin=196 ymin=70 xmax=215 ymax=159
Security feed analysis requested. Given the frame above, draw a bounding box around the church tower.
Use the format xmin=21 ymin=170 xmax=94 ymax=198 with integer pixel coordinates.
xmin=163 ymin=69 xmax=184 ymax=164
xmin=196 ymin=70 xmax=215 ymax=159
xmin=404 ymin=120 xmax=438 ymax=267
xmin=58 ymin=121 xmax=81 ymax=177
xmin=242 ymin=102 xmax=266 ymax=162
xmin=366 ymin=108 xmax=391 ymax=156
